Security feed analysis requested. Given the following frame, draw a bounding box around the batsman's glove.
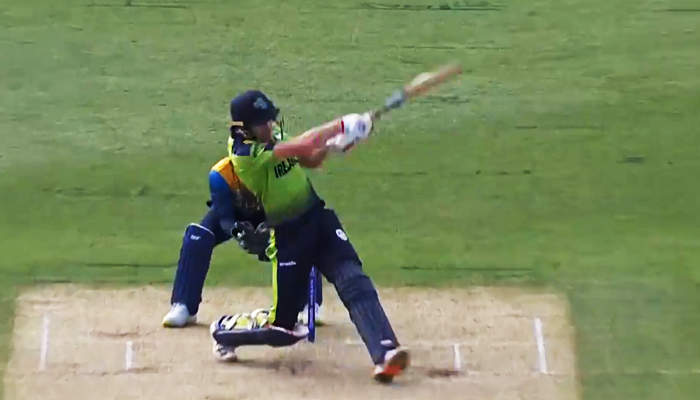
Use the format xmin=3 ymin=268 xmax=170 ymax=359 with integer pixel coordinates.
xmin=231 ymin=221 xmax=270 ymax=258
xmin=326 ymin=112 xmax=373 ymax=153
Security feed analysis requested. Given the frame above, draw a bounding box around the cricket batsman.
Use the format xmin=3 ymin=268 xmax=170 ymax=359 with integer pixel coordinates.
xmin=208 ymin=90 xmax=409 ymax=383
xmin=162 ymin=136 xmax=324 ymax=327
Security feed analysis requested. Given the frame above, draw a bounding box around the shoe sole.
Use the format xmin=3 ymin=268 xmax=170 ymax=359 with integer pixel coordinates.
xmin=162 ymin=317 xmax=197 ymax=328
xmin=215 ymin=352 xmax=238 ymax=362
xmin=374 ymin=349 xmax=410 ymax=384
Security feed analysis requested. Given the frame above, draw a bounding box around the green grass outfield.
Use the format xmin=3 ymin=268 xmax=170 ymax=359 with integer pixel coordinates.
xmin=1 ymin=0 xmax=699 ymax=398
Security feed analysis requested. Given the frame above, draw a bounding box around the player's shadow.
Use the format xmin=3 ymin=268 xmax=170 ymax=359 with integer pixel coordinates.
xmin=225 ymin=358 xmax=314 ymax=376
xmin=188 ymin=322 xmax=213 ymax=330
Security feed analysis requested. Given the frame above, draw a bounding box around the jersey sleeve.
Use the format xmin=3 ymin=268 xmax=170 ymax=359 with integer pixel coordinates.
xmin=229 ymin=138 xmax=277 ymax=195
xmin=208 ymin=170 xmax=238 ymax=235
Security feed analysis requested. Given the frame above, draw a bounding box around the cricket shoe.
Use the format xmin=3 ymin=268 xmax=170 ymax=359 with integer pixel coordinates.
xmin=298 ymin=304 xmax=325 ymax=326
xmin=373 ymin=346 xmax=410 ymax=384
xmin=162 ymin=303 xmax=196 ymax=328
xmin=209 ymin=317 xmax=239 ymax=362
xmin=212 ymin=342 xmax=238 ymax=362
xmin=209 ymin=310 xmax=271 ymax=362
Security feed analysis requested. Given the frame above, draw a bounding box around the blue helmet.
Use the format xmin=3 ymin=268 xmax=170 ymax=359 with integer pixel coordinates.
xmin=229 ymin=90 xmax=280 ymax=130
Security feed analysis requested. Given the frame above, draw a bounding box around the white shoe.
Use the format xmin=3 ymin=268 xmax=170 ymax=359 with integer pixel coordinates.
xmin=298 ymin=304 xmax=325 ymax=326
xmin=373 ymin=347 xmax=410 ymax=384
xmin=212 ymin=341 xmax=238 ymax=362
xmin=209 ymin=319 xmax=238 ymax=362
xmin=162 ymin=303 xmax=196 ymax=328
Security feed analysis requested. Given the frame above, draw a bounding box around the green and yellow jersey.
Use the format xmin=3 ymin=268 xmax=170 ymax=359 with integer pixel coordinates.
xmin=228 ymin=124 xmax=321 ymax=226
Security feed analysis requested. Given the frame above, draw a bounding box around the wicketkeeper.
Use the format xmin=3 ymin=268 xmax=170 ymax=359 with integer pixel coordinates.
xmin=162 ymin=145 xmax=324 ymax=328
xmin=208 ymin=90 xmax=409 ymax=383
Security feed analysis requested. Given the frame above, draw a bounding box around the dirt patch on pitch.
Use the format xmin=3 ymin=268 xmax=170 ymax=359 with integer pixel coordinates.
xmin=4 ymin=285 xmax=579 ymax=400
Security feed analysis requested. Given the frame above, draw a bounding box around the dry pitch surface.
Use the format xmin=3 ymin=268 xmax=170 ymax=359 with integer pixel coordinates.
xmin=4 ymin=285 xmax=579 ymax=400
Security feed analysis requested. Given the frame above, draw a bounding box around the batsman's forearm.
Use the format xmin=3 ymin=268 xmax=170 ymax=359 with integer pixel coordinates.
xmin=273 ymin=119 xmax=343 ymax=159
xmin=298 ymin=146 xmax=330 ymax=169
xmin=299 ymin=119 xmax=345 ymax=145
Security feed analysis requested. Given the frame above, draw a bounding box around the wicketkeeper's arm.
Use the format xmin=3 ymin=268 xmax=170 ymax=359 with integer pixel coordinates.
xmin=208 ymin=171 xmax=238 ymax=235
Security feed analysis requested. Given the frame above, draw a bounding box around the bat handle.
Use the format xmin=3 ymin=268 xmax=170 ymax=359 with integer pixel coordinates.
xmin=371 ymin=90 xmax=406 ymax=121
xmin=385 ymin=89 xmax=406 ymax=111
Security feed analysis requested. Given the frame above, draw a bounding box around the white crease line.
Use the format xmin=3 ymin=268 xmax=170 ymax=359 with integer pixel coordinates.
xmin=38 ymin=365 xmax=700 ymax=378
xmin=534 ymin=317 xmax=548 ymax=374
xmin=586 ymin=369 xmax=700 ymax=376
xmin=125 ymin=341 xmax=133 ymax=371
xmin=453 ymin=343 xmax=461 ymax=371
xmin=343 ymin=339 xmax=532 ymax=347
xmin=39 ymin=314 xmax=49 ymax=371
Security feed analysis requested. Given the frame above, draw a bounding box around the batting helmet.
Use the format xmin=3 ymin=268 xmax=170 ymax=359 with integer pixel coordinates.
xmin=230 ymin=90 xmax=280 ymax=130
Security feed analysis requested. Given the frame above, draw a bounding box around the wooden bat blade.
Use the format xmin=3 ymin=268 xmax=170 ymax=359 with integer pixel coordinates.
xmin=404 ymin=62 xmax=463 ymax=99
xmin=370 ymin=62 xmax=463 ymax=121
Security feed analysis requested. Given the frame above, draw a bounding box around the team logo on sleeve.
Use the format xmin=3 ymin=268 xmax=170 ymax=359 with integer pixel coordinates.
xmin=336 ymin=229 xmax=348 ymax=241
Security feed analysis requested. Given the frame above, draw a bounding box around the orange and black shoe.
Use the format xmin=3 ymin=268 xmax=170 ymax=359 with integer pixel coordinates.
xmin=373 ymin=347 xmax=410 ymax=383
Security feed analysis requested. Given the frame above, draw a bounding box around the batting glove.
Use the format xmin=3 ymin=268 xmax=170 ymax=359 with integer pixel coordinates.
xmin=327 ymin=112 xmax=373 ymax=153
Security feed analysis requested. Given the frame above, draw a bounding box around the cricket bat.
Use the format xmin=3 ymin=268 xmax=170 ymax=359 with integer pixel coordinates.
xmin=321 ymin=62 xmax=463 ymax=153
xmin=273 ymin=62 xmax=463 ymax=159
xmin=370 ymin=62 xmax=463 ymax=122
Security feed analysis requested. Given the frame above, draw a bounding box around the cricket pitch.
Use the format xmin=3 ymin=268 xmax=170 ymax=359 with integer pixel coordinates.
xmin=4 ymin=285 xmax=579 ymax=400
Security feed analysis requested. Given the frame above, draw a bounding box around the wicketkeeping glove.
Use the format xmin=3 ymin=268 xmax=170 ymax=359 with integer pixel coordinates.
xmin=231 ymin=222 xmax=270 ymax=257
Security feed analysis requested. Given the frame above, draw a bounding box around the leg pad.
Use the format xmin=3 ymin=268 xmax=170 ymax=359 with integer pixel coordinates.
xmin=211 ymin=314 xmax=308 ymax=348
